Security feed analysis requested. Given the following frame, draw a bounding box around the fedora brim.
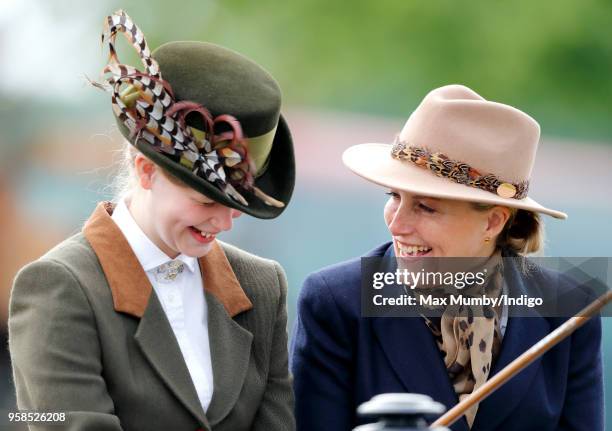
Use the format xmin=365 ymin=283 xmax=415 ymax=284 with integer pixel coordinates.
xmin=343 ymin=143 xmax=567 ymax=220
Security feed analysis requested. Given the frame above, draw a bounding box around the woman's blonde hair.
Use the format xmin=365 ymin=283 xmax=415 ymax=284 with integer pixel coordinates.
xmin=472 ymin=203 xmax=544 ymax=255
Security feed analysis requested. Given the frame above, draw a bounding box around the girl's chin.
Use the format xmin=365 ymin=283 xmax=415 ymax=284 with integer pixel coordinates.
xmin=179 ymin=242 xmax=214 ymax=258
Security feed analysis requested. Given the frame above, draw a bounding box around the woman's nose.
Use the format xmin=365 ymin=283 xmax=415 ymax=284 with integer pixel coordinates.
xmin=388 ymin=205 xmax=416 ymax=235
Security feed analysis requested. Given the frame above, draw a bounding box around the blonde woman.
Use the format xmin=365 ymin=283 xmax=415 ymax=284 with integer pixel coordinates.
xmin=291 ymin=85 xmax=603 ymax=431
xmin=9 ymin=11 xmax=295 ymax=431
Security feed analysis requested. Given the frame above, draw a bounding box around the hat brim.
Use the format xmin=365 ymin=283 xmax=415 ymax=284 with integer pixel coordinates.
xmin=343 ymin=143 xmax=567 ymax=220
xmin=134 ymin=114 xmax=295 ymax=219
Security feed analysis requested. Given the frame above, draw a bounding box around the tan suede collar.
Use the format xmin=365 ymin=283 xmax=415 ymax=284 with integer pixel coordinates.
xmin=83 ymin=202 xmax=253 ymax=318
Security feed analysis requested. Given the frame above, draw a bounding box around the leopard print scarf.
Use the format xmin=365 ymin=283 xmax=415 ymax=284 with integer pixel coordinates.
xmin=418 ymin=251 xmax=504 ymax=428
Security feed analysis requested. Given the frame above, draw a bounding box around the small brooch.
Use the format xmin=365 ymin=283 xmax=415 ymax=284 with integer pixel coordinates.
xmin=155 ymin=260 xmax=185 ymax=283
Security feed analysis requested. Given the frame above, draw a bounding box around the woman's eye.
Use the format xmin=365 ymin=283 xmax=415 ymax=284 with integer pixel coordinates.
xmin=417 ymin=202 xmax=435 ymax=213
xmin=385 ymin=191 xmax=400 ymax=199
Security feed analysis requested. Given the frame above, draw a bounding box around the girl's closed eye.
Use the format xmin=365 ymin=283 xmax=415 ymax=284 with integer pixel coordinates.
xmin=385 ymin=191 xmax=400 ymax=200
xmin=193 ymin=198 xmax=215 ymax=207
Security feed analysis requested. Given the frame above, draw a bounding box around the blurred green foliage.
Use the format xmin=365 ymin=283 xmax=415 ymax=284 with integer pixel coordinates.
xmin=111 ymin=0 xmax=612 ymax=140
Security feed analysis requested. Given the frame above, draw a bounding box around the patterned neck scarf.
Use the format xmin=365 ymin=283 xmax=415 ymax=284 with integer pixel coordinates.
xmin=416 ymin=250 xmax=504 ymax=428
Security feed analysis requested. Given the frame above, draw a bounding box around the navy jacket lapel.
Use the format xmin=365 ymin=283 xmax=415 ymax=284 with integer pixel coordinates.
xmin=372 ymin=317 xmax=470 ymax=431
xmin=370 ymin=245 xmax=470 ymax=431
xmin=471 ymin=256 xmax=550 ymax=431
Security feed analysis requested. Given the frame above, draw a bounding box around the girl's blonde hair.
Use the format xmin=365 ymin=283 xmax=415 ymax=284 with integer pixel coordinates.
xmin=111 ymin=142 xmax=188 ymax=203
xmin=111 ymin=142 xmax=140 ymax=203
xmin=472 ymin=203 xmax=544 ymax=255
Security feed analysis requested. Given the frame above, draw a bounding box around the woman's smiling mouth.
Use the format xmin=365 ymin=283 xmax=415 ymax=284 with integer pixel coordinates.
xmin=396 ymin=241 xmax=433 ymax=257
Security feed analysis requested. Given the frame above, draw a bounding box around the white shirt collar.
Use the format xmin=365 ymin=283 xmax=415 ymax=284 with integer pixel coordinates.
xmin=111 ymin=199 xmax=198 ymax=273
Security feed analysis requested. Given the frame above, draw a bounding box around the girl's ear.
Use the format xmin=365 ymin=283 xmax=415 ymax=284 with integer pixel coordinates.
xmin=134 ymin=154 xmax=156 ymax=190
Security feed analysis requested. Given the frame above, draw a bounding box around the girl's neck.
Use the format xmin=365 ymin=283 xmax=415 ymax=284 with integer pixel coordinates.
xmin=125 ymin=193 xmax=179 ymax=259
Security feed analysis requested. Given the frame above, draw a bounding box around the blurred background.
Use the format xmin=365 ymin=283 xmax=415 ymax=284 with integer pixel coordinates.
xmin=1 ymin=0 xmax=611 ymax=429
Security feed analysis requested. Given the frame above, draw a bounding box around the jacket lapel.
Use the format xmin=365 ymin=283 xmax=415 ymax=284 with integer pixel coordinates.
xmin=371 ymin=317 xmax=469 ymax=431
xmin=83 ymin=202 xmax=254 ymax=428
xmin=470 ymin=315 xmax=549 ymax=430
xmin=198 ymin=242 xmax=254 ymax=426
xmin=204 ymin=291 xmax=254 ymax=426
xmin=369 ymin=244 xmax=470 ymax=431
xmin=471 ymin=258 xmax=550 ymax=431
xmin=135 ymin=292 xmax=210 ymax=428
xmin=83 ymin=202 xmax=152 ymax=317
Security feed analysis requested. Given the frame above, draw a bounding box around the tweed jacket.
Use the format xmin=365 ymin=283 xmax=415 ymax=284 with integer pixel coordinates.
xmin=291 ymin=242 xmax=604 ymax=431
xmin=9 ymin=202 xmax=295 ymax=431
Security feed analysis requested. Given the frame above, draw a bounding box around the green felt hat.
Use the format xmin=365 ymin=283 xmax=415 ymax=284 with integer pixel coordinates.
xmin=100 ymin=11 xmax=294 ymax=219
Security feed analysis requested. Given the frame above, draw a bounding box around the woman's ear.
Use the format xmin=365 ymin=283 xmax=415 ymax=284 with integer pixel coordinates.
xmin=486 ymin=206 xmax=511 ymax=239
xmin=134 ymin=153 xmax=157 ymax=190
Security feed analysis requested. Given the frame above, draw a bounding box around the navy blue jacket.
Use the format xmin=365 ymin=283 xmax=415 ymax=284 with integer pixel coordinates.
xmin=290 ymin=243 xmax=604 ymax=431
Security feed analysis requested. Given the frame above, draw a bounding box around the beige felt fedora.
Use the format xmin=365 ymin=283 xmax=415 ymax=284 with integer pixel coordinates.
xmin=342 ymin=84 xmax=567 ymax=219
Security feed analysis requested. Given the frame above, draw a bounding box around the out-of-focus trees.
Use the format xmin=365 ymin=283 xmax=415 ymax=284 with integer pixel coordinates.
xmin=113 ymin=0 xmax=612 ymax=141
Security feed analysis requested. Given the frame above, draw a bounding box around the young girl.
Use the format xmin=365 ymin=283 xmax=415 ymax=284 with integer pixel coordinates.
xmin=9 ymin=10 xmax=295 ymax=431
